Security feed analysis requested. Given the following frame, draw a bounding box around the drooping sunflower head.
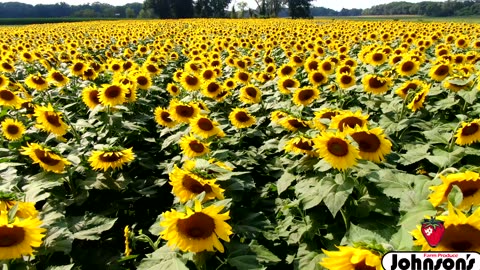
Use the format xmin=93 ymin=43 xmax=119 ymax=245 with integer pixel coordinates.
xmin=320 ymin=246 xmax=382 ymax=270
xmin=270 ymin=110 xmax=288 ymax=124
xmin=160 ymin=200 xmax=232 ymax=253
xmin=292 ymin=87 xmax=320 ymax=106
xmin=0 ymin=193 xmax=38 ymax=219
xmin=229 ymin=108 xmax=256 ymax=129
xmin=455 ymin=119 xmax=480 ymax=146
xmin=21 ymin=143 xmax=71 ymax=173
xmin=0 ymin=74 xmax=9 ymax=89
xmin=429 ymin=171 xmax=480 ymax=210
xmin=362 ymin=74 xmax=392 ymax=95
xmin=429 ymin=62 xmax=451 ymax=81
xmin=329 ymin=110 xmax=369 ymax=132
xmin=395 ymin=79 xmax=425 ymax=99
xmin=279 ymin=116 xmax=311 ymax=132
xmin=277 ymin=77 xmax=300 ymax=95
xmin=407 ymin=84 xmax=430 ymax=112
xmin=169 ymin=166 xmax=223 ymax=203
xmin=34 ymin=104 xmax=68 ymax=136
xmin=154 ymin=107 xmax=178 ymax=128
xmin=0 ymin=89 xmax=24 ymax=109
xmin=169 ymin=100 xmax=201 ymax=124
xmin=179 ymin=133 xmax=210 ymax=158
xmin=189 ymin=115 xmax=223 ymax=139
xmin=25 ymin=73 xmax=49 ymax=92
xmin=412 ymin=203 xmax=480 ymax=251
xmin=349 ymin=126 xmax=392 ymax=163
xmin=239 ymin=85 xmax=262 ymax=104
xmin=0 ymin=211 xmax=46 ymax=260
xmin=98 ymin=83 xmax=127 ymax=107
xmin=284 ymin=136 xmax=317 ymax=156
xmin=313 ymin=131 xmax=360 ymax=171
xmin=88 ymin=147 xmax=135 ymax=172
xmin=1 ymin=118 xmax=25 ymax=141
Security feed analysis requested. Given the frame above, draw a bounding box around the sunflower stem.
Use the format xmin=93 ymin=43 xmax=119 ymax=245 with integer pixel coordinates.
xmin=447 ymin=122 xmax=462 ymax=152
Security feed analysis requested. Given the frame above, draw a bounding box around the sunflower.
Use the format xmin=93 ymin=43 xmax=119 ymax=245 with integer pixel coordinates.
xmin=277 ymin=63 xmax=296 ymax=77
xmin=308 ymin=71 xmax=328 ymax=86
xmin=362 ymin=74 xmax=391 ymax=94
xmin=34 ymin=104 xmax=68 ymax=136
xmin=234 ymin=70 xmax=250 ymax=85
xmin=279 ymin=116 xmax=311 ymax=132
xmin=190 ymin=115 xmax=223 ymax=139
xmin=229 ymin=108 xmax=256 ymax=129
xmin=21 ymin=143 xmax=71 ymax=173
xmin=367 ymin=51 xmax=388 ymax=66
xmin=312 ymin=108 xmax=341 ymax=130
xmin=319 ymin=60 xmax=335 ymax=75
xmin=179 ymin=134 xmax=210 ymax=158
xmin=98 ymin=83 xmax=127 ymax=107
xmin=336 ymin=72 xmax=356 ymax=89
xmin=292 ymin=87 xmax=319 ymax=106
xmin=154 ymin=107 xmax=178 ymax=128
xmin=412 ymin=203 xmax=480 ymax=251
xmin=314 ymin=132 xmax=359 ymax=171
xmin=0 ymin=74 xmax=9 ymax=89
xmin=455 ymin=119 xmax=480 ymax=145
xmin=169 ymin=100 xmax=200 ymax=123
xmin=284 ymin=136 xmax=317 ymax=156
xmin=180 ymin=73 xmax=202 ymax=92
xmin=202 ymin=81 xmax=223 ymax=99
xmin=429 ymin=171 xmax=480 ymax=210
xmin=160 ymin=200 xmax=232 ymax=253
xmin=407 ymin=85 xmax=430 ymax=112
xmin=320 ymin=246 xmax=382 ymax=270
xmin=270 ymin=110 xmax=288 ymax=124
xmin=169 ymin=166 xmax=223 ymax=203
xmin=70 ymin=61 xmax=87 ymax=77
xmin=0 ymin=89 xmax=24 ymax=109
xmin=429 ymin=62 xmax=451 ymax=81
xmin=82 ymin=67 xmax=97 ymax=81
xmin=0 ymin=61 xmax=15 ymax=73
xmin=395 ymin=79 xmax=425 ymax=99
xmin=0 ymin=199 xmax=38 ymax=219
xmin=24 ymin=73 xmax=49 ymax=91
xmin=396 ymin=58 xmax=420 ymax=77
xmin=277 ymin=77 xmax=300 ymax=95
xmin=349 ymin=127 xmax=392 ymax=163
xmin=166 ymin=83 xmax=181 ymax=96
xmin=1 ymin=118 xmax=25 ymax=141
xmin=0 ymin=211 xmax=46 ymax=260
xmin=82 ymin=86 xmax=101 ymax=109
xmin=131 ymin=72 xmax=152 ymax=90
xmin=223 ymin=78 xmax=237 ymax=90
xmin=239 ymin=85 xmax=262 ymax=104
xmin=46 ymin=69 xmax=69 ymax=87
xmin=88 ymin=148 xmax=135 ymax=171
xmin=330 ymin=111 xmax=368 ymax=132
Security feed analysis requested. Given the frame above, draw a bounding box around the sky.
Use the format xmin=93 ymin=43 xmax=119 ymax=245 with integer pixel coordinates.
xmin=5 ymin=0 xmax=445 ymax=12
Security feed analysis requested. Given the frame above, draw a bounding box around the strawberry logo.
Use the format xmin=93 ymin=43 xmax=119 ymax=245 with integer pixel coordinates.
xmin=421 ymin=216 xmax=445 ymax=247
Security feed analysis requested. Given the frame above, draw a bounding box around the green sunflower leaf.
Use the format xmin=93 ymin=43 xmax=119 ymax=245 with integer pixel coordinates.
xmin=447 ymin=184 xmax=463 ymax=208
xmin=138 ymin=245 xmax=188 ymax=270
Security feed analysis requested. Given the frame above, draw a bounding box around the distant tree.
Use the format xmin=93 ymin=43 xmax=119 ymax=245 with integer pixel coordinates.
xmin=237 ymin=1 xmax=248 ymax=17
xmin=173 ymin=0 xmax=194 ymax=18
xmin=195 ymin=0 xmax=231 ymax=17
xmin=231 ymin=5 xmax=237 ymax=18
xmin=143 ymin=0 xmax=173 ymax=18
xmin=125 ymin=7 xmax=136 ymax=18
xmin=287 ymin=0 xmax=312 ymax=18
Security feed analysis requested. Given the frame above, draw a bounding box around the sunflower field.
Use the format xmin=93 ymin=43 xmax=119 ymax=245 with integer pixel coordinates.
xmin=0 ymin=18 xmax=480 ymax=269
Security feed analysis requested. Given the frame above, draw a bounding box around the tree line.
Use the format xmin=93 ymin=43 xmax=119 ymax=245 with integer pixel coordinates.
xmin=363 ymin=0 xmax=480 ymax=17
xmin=0 ymin=2 xmax=142 ymax=18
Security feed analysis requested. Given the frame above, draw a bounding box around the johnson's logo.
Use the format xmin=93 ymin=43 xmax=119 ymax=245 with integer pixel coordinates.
xmin=382 ymin=252 xmax=480 ymax=270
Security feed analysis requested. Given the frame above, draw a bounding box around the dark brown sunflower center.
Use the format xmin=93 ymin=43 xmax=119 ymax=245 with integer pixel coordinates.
xmin=434 ymin=65 xmax=449 ymax=76
xmin=441 ymin=224 xmax=480 ymax=251
xmin=403 ymin=83 xmax=419 ymax=94
xmin=89 ymin=90 xmax=100 ymax=104
xmin=401 ymin=61 xmax=415 ymax=72
xmin=338 ymin=66 xmax=351 ymax=74
xmin=327 ymin=138 xmax=349 ymax=157
xmin=189 ymin=141 xmax=205 ymax=153
xmin=52 ymin=72 xmax=65 ymax=82
xmin=372 ymin=53 xmax=384 ymax=62
xmin=293 ymin=140 xmax=313 ymax=151
xmin=207 ymin=83 xmax=220 ymax=93
xmin=281 ymin=66 xmax=293 ymax=75
xmin=84 ymin=69 xmax=95 ymax=77
xmin=308 ymin=61 xmax=318 ymax=70
xmin=235 ymin=111 xmax=250 ymax=123
xmin=238 ymin=72 xmax=249 ymax=82
xmin=458 ymin=39 xmax=466 ymax=46
xmin=288 ymin=119 xmax=307 ymax=129
xmin=161 ymin=111 xmax=173 ymax=123
xmin=354 ymin=260 xmax=377 ymax=270
xmin=351 ymin=132 xmax=381 ymax=152
xmin=185 ymin=75 xmax=199 ymax=86
xmin=34 ymin=149 xmax=61 ymax=166
xmin=73 ymin=63 xmax=84 ymax=72
xmin=2 ymin=62 xmax=13 ymax=70
xmin=298 ymin=89 xmax=315 ymax=101
xmin=338 ymin=117 xmax=363 ymax=132
xmin=45 ymin=112 xmax=62 ymax=127
xmin=447 ymin=180 xmax=479 ymax=198
xmin=203 ymin=70 xmax=214 ymax=80
xmin=226 ymin=81 xmax=234 ymax=88
xmin=414 ymin=92 xmax=426 ymax=103
xmin=32 ymin=76 xmax=46 ymax=85
xmin=105 ymin=86 xmax=122 ymax=98
xmin=236 ymin=60 xmax=246 ymax=69
xmin=6 ymin=124 xmax=19 ymax=135
xmin=322 ymin=62 xmax=332 ymax=71
xmin=169 ymin=85 xmax=179 ymax=93
xmin=340 ymin=75 xmax=353 ymax=85
xmin=245 ymin=87 xmax=257 ymax=98
xmin=0 ymin=90 xmax=14 ymax=101
xmin=182 ymin=174 xmax=212 ymax=194
xmin=112 ymin=64 xmax=121 ymax=71
xmin=99 ymin=152 xmax=121 ymax=162
xmin=368 ymin=77 xmax=386 ymax=88
xmin=0 ymin=226 xmax=25 ymax=247
xmin=0 ymin=77 xmax=4 ymax=85
xmin=137 ymin=76 xmax=149 ymax=86
xmin=146 ymin=64 xmax=158 ymax=73
xmin=321 ymin=112 xmax=338 ymax=119
xmin=217 ymin=91 xmax=228 ymax=98
xmin=177 ymin=212 xmax=215 ymax=239
xmin=282 ymin=79 xmax=296 ymax=88
xmin=198 ymin=118 xmax=214 ymax=131
xmin=123 ymin=62 xmax=133 ymax=70
xmin=461 ymin=123 xmax=479 ymax=136
xmin=312 ymin=72 xmax=326 ymax=83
